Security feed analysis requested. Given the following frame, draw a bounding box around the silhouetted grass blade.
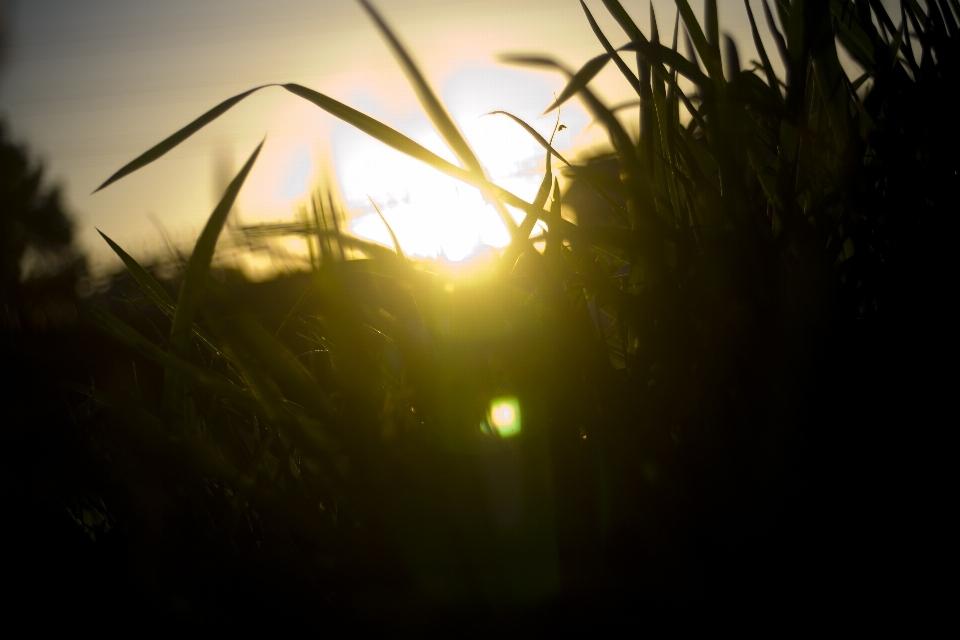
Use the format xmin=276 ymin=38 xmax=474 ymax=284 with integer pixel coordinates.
xmin=357 ymin=0 xmax=483 ymax=175
xmin=674 ymin=0 xmax=722 ymax=80
xmin=762 ymin=0 xmax=790 ymax=70
xmin=745 ymin=0 xmax=783 ymax=98
xmin=97 ymin=230 xmax=175 ymax=311
xmin=369 ymin=197 xmax=406 ymax=261
xmin=168 ymin=140 xmax=263 ymax=354
xmin=486 ymin=111 xmax=572 ymax=167
xmin=98 ymin=229 xmax=227 ymax=354
xmin=93 ymin=85 xmax=271 ymax=193
xmin=581 ymin=1 xmax=642 ymax=95
xmin=543 ymin=54 xmax=611 ymax=114
xmin=500 ymin=54 xmax=637 ymax=165
xmin=601 ymin=0 xmax=644 ymax=43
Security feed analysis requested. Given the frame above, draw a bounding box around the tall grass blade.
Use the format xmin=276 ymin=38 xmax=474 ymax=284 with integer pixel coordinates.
xmin=168 ymin=141 xmax=263 ymax=354
xmin=705 ymin=0 xmax=720 ymax=49
xmin=600 ymin=0 xmax=643 ymax=42
xmin=724 ymin=34 xmax=741 ymax=81
xmin=581 ymin=1 xmax=641 ymax=94
xmin=745 ymin=0 xmax=783 ymax=98
xmin=357 ymin=0 xmax=486 ymax=180
xmin=763 ymin=0 xmax=791 ymax=71
xmin=674 ymin=0 xmax=722 ymax=80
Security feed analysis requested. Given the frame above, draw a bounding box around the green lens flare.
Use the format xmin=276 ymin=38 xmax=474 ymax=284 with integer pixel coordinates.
xmin=489 ymin=396 xmax=521 ymax=438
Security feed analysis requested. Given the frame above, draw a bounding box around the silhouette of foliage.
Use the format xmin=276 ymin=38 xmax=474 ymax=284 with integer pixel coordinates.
xmin=0 ymin=120 xmax=83 ymax=294
xmin=3 ymin=0 xmax=953 ymax=628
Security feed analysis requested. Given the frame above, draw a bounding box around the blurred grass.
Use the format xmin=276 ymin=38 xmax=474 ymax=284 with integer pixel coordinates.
xmin=3 ymin=0 xmax=955 ymax=629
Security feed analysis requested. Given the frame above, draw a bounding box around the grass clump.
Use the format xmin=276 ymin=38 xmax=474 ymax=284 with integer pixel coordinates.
xmin=41 ymin=0 xmax=954 ymax=626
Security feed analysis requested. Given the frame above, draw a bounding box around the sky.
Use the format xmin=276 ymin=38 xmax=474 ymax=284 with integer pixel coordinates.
xmin=0 ymin=0 xmax=818 ymax=276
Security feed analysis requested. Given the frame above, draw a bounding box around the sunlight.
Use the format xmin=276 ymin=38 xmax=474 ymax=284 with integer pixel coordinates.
xmin=489 ymin=396 xmax=521 ymax=438
xmin=338 ymin=64 xmax=586 ymax=265
xmin=237 ymin=140 xmax=316 ymax=219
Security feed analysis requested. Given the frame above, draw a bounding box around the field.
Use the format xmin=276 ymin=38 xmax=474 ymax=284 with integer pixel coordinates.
xmin=1 ymin=0 xmax=954 ymax=628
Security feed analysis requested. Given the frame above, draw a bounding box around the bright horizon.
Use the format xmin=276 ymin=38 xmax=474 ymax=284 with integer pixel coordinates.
xmin=0 ymin=0 xmax=851 ymax=278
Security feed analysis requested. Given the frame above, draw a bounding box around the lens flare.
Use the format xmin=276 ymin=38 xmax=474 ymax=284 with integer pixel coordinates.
xmin=489 ymin=396 xmax=521 ymax=438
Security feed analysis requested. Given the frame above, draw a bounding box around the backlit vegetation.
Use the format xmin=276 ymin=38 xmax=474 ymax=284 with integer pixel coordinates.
xmin=7 ymin=0 xmax=953 ymax=626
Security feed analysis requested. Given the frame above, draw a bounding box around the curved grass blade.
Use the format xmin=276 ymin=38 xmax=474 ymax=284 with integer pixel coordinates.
xmin=97 ymin=79 xmax=576 ymax=252
xmin=485 ymin=110 xmax=573 ymax=167
xmin=500 ymin=54 xmax=637 ymax=166
xmin=744 ymin=0 xmax=783 ymax=99
xmin=368 ymin=196 xmax=406 ymax=261
xmin=282 ymin=83 xmax=459 ymax=177
xmin=619 ymin=41 xmax=712 ymax=90
xmin=543 ymin=53 xmax=611 ymax=114
xmin=486 ymin=109 xmax=627 ymax=221
xmin=93 ymin=85 xmax=272 ymax=193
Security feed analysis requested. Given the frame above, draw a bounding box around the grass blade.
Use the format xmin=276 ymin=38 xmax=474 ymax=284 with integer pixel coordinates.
xmin=673 ymin=0 xmax=722 ymax=80
xmin=745 ymin=0 xmax=783 ymax=99
xmin=98 ymin=229 xmax=227 ymax=355
xmin=357 ymin=0 xmax=482 ymax=175
xmin=705 ymin=0 xmax=719 ymax=51
xmin=500 ymin=54 xmax=637 ymax=166
xmin=543 ymin=53 xmax=612 ymax=113
xmin=369 ymin=197 xmax=406 ymax=261
xmin=581 ymin=1 xmax=641 ymax=94
xmin=98 ymin=230 xmax=176 ymax=311
xmin=94 ymin=85 xmax=271 ymax=193
xmin=763 ymin=0 xmax=791 ymax=72
xmin=169 ymin=140 xmax=263 ymax=354
xmin=487 ymin=109 xmax=627 ymax=220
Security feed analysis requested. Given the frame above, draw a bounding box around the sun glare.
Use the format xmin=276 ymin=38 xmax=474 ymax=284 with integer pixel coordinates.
xmin=489 ymin=396 xmax=521 ymax=438
xmin=231 ymin=65 xmax=586 ymax=272
xmin=339 ymin=65 xmax=585 ymax=264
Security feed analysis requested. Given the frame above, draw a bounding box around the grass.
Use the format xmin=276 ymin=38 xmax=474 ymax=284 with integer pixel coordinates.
xmin=14 ymin=0 xmax=953 ymax=627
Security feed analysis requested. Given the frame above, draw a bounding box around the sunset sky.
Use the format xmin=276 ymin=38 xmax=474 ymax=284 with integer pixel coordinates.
xmin=0 ymin=0 xmax=844 ymax=275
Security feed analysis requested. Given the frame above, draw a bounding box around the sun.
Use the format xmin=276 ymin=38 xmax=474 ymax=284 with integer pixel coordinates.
xmin=337 ymin=65 xmax=585 ymax=264
xmin=233 ymin=65 xmax=586 ymax=270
